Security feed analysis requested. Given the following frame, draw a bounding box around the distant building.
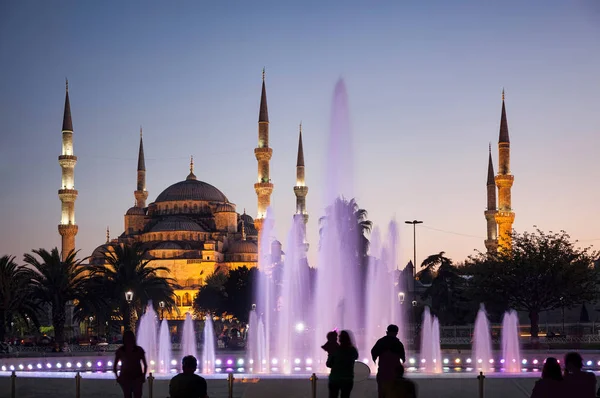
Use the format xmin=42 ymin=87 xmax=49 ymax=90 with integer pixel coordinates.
xmin=56 ymin=73 xmax=309 ymax=319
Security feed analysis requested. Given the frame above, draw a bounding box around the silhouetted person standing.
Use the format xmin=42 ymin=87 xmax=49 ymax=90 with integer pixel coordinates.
xmin=113 ymin=330 xmax=147 ymax=398
xmin=371 ymin=324 xmax=406 ymax=398
xmin=169 ymin=355 xmax=208 ymax=398
xmin=326 ymin=330 xmax=359 ymax=398
xmin=563 ymin=352 xmax=596 ymax=398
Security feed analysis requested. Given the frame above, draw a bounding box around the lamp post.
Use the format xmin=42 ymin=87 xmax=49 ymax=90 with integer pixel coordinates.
xmin=398 ymin=292 xmax=405 ymax=304
xmin=405 ymin=220 xmax=422 ymax=331
xmin=159 ymin=301 xmax=165 ymax=321
xmin=125 ymin=291 xmax=134 ymax=331
xmin=560 ymin=296 xmax=565 ymax=335
xmin=88 ymin=316 xmax=94 ymax=337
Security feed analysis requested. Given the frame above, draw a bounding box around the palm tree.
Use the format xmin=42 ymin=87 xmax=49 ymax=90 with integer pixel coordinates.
xmin=88 ymin=242 xmax=176 ymax=330
xmin=319 ymin=197 xmax=373 ymax=268
xmin=0 ymin=255 xmax=40 ymax=341
xmin=23 ymin=248 xmax=88 ymax=344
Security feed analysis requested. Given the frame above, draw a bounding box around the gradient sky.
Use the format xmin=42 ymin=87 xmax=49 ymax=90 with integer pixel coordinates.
xmin=1 ymin=1 xmax=599 ymax=269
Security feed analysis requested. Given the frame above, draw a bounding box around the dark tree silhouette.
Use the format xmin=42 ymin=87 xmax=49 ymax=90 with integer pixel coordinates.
xmin=23 ymin=248 xmax=87 ymax=344
xmin=466 ymin=229 xmax=599 ymax=340
xmin=0 ymin=255 xmax=40 ymax=341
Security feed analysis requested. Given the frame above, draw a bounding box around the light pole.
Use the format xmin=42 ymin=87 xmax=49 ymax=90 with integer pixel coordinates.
xmin=88 ymin=316 xmax=94 ymax=337
xmin=560 ymin=296 xmax=565 ymax=335
xmin=159 ymin=301 xmax=165 ymax=321
xmin=405 ymin=220 xmax=423 ymax=312
xmin=125 ymin=291 xmax=134 ymax=331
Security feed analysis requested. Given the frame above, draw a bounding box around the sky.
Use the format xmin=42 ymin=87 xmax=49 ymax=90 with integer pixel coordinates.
xmin=1 ymin=0 xmax=599 ymax=270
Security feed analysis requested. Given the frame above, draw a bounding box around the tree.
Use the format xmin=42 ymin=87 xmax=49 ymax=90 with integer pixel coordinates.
xmin=419 ymin=252 xmax=473 ymax=325
xmin=194 ymin=271 xmax=227 ymax=316
xmin=466 ymin=229 xmax=599 ymax=340
xmin=319 ymin=197 xmax=373 ymax=269
xmin=88 ymin=243 xmax=176 ymax=330
xmin=23 ymin=248 xmax=88 ymax=344
xmin=0 ymin=255 xmax=40 ymax=341
xmin=222 ymin=267 xmax=258 ymax=323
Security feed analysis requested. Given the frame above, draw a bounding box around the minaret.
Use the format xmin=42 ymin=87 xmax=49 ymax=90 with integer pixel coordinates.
xmin=254 ymin=68 xmax=274 ymax=235
xmin=484 ymin=143 xmax=498 ymax=253
xmin=134 ymin=126 xmax=148 ymax=208
xmin=293 ymin=123 xmax=309 ymax=248
xmin=494 ymin=89 xmax=515 ymax=251
xmin=58 ymin=79 xmax=78 ymax=261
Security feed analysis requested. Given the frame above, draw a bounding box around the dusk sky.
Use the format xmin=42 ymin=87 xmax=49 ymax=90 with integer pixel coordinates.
xmin=1 ymin=1 xmax=599 ymax=269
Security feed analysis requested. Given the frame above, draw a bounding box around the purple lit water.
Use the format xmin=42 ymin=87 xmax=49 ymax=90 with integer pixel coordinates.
xmin=420 ymin=307 xmax=442 ymax=373
xmin=181 ymin=313 xmax=197 ymax=360
xmin=502 ymin=310 xmax=521 ymax=373
xmin=137 ymin=304 xmax=158 ymax=370
xmin=201 ymin=315 xmax=216 ymax=374
xmin=473 ymin=304 xmax=493 ymax=372
xmin=158 ymin=319 xmax=171 ymax=373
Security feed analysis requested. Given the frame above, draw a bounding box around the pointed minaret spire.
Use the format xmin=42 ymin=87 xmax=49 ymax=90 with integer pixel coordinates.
xmin=106 ymin=226 xmax=110 ymax=244
xmin=294 ymin=122 xmax=309 ymax=251
xmin=62 ymin=79 xmax=73 ymax=132
xmin=254 ymin=69 xmax=274 ymax=238
xmin=187 ymin=155 xmax=197 ymax=180
xmin=58 ymin=80 xmax=78 ymax=260
xmin=134 ymin=126 xmax=148 ymax=208
xmin=495 ymin=88 xmax=515 ymax=252
xmin=241 ymin=218 xmax=246 ymax=241
xmin=259 ymin=68 xmax=269 ymax=123
xmin=484 ymin=144 xmax=498 ymax=253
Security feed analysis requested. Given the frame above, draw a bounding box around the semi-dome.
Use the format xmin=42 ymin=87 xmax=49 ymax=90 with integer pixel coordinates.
xmin=126 ymin=206 xmax=145 ymax=216
xmin=150 ymin=218 xmax=206 ymax=232
xmin=215 ymin=203 xmax=236 ymax=213
xmin=155 ymin=179 xmax=229 ymax=203
xmin=154 ymin=242 xmax=182 ymax=250
xmin=228 ymin=240 xmax=258 ymax=254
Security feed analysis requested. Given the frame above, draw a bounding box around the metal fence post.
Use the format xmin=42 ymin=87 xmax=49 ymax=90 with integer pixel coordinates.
xmin=477 ymin=371 xmax=485 ymax=398
xmin=310 ymin=373 xmax=318 ymax=398
xmin=227 ymin=372 xmax=234 ymax=398
xmin=10 ymin=370 xmax=16 ymax=398
xmin=147 ymin=372 xmax=154 ymax=398
xmin=75 ymin=371 xmax=81 ymax=398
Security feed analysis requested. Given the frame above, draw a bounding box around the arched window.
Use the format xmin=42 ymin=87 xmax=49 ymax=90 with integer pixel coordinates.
xmin=186 ymin=278 xmax=194 ymax=287
xmin=182 ymin=292 xmax=191 ymax=306
xmin=174 ymin=204 xmax=179 ymax=213
xmin=184 ymin=204 xmax=188 ymax=213
xmin=176 ymin=295 xmax=182 ymax=306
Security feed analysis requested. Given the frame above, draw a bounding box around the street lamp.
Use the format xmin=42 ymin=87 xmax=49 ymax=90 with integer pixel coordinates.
xmin=89 ymin=316 xmax=94 ymax=337
xmin=560 ymin=296 xmax=565 ymax=335
xmin=398 ymin=292 xmax=405 ymax=304
xmin=159 ymin=301 xmax=165 ymax=321
xmin=125 ymin=291 xmax=134 ymax=331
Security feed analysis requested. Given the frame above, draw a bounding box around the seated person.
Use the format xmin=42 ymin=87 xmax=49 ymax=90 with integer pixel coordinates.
xmin=169 ymin=356 xmax=208 ymax=398
xmin=530 ymin=357 xmax=564 ymax=398
xmin=563 ymin=352 xmax=596 ymax=398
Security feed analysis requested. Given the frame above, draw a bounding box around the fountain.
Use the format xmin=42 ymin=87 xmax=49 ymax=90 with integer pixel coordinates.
xmin=181 ymin=313 xmax=197 ymax=360
xmin=158 ymin=319 xmax=171 ymax=373
xmin=420 ymin=307 xmax=442 ymax=373
xmin=137 ymin=303 xmax=158 ymax=370
xmin=473 ymin=304 xmax=493 ymax=372
xmin=502 ymin=310 xmax=521 ymax=373
xmin=202 ymin=314 xmax=216 ymax=374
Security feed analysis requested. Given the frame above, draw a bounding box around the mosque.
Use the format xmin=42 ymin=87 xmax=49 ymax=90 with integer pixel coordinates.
xmin=57 ymin=73 xmax=309 ymax=319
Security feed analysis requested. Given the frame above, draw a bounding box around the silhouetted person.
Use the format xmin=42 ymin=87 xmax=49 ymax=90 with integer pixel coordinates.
xmin=169 ymin=355 xmax=208 ymax=398
xmin=326 ymin=330 xmax=359 ymax=398
xmin=322 ymin=330 xmax=339 ymax=355
xmin=113 ymin=330 xmax=147 ymax=398
xmin=371 ymin=324 xmax=406 ymax=398
xmin=530 ymin=357 xmax=564 ymax=398
xmin=386 ymin=364 xmax=417 ymax=398
xmin=563 ymin=352 xmax=596 ymax=398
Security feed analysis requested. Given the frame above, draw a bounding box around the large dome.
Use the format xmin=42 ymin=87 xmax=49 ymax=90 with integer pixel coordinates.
xmin=155 ymin=179 xmax=229 ymax=203
xmin=150 ymin=218 xmax=206 ymax=232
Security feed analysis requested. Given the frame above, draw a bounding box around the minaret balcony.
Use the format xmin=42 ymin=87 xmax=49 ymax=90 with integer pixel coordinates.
xmin=254 ymin=147 xmax=273 ymax=160
xmin=58 ymin=189 xmax=79 ymax=201
xmin=58 ymin=155 xmax=78 ymax=167
xmin=294 ymin=185 xmax=308 ymax=196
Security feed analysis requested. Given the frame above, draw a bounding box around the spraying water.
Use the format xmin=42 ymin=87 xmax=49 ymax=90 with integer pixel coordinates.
xmin=502 ymin=310 xmax=521 ymax=373
xmin=202 ymin=314 xmax=216 ymax=374
xmin=137 ymin=303 xmax=158 ymax=370
xmin=255 ymin=209 xmax=275 ymax=372
xmin=420 ymin=307 xmax=442 ymax=373
xmin=473 ymin=304 xmax=493 ymax=373
xmin=158 ymin=319 xmax=171 ymax=373
xmin=181 ymin=313 xmax=197 ymax=360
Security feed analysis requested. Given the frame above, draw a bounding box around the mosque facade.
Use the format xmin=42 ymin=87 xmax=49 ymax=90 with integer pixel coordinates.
xmin=58 ymin=74 xmax=309 ymax=319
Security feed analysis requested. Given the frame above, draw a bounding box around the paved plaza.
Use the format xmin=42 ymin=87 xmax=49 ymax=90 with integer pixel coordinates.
xmin=0 ymin=371 xmax=545 ymax=398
